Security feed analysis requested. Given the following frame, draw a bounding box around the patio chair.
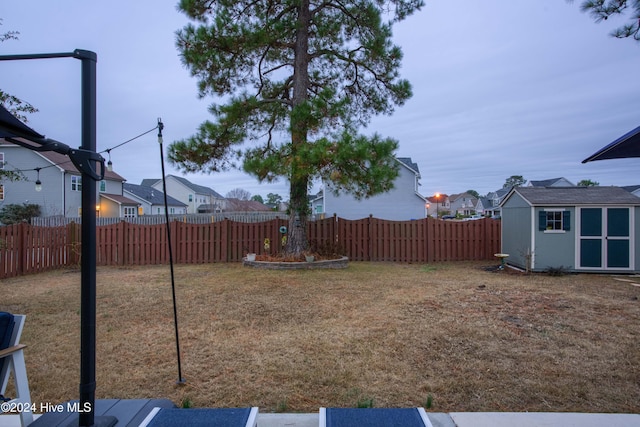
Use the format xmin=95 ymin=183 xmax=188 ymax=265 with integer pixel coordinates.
xmin=319 ymin=407 xmax=433 ymax=427
xmin=138 ymin=406 xmax=259 ymax=427
xmin=0 ymin=312 xmax=34 ymax=427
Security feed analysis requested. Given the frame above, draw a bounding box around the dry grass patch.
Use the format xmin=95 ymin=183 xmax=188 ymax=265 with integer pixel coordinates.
xmin=2 ymin=262 xmax=639 ymax=413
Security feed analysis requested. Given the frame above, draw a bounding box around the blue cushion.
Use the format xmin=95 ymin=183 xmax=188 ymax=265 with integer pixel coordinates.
xmin=0 ymin=312 xmax=14 ymax=351
xmin=325 ymin=408 xmax=426 ymax=427
xmin=145 ymin=407 xmax=252 ymax=427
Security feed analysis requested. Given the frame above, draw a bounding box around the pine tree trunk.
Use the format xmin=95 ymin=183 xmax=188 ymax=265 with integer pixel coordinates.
xmin=286 ymin=0 xmax=311 ymax=256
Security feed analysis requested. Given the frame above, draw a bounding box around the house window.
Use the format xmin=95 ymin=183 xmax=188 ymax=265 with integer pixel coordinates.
xmin=188 ymin=194 xmax=193 ymax=202
xmin=71 ymin=176 xmax=82 ymax=191
xmin=539 ymin=210 xmax=570 ymax=232
xmin=170 ymin=208 xmax=175 ymax=214
xmin=0 ymin=184 xmax=4 ymax=201
xmin=138 ymin=206 xmax=144 ymax=216
xmin=99 ymin=180 xmax=106 ymax=192
xmin=0 ymin=152 xmax=4 ymax=169
xmin=123 ymin=207 xmax=136 ymax=218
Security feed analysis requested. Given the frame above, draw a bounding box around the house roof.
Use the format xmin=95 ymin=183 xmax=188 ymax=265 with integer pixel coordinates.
xmin=37 ymin=150 xmax=126 ymax=181
xmin=224 ymin=198 xmax=272 ymax=211
xmin=528 ymin=177 xmax=572 ymax=187
xmin=426 ymin=194 xmax=448 ymax=203
xmin=449 ymin=192 xmax=477 ymax=202
xmin=146 ymin=175 xmax=224 ymax=198
xmin=141 ymin=178 xmax=160 ymax=187
xmin=621 ymin=185 xmax=640 ymax=193
xmin=397 ymin=157 xmax=420 ymax=176
xmin=502 ymin=186 xmax=640 ymax=207
xmin=100 ymin=193 xmax=139 ymax=206
xmin=123 ymin=183 xmax=187 ymax=207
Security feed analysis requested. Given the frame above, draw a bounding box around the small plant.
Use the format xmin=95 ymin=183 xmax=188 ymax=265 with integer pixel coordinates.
xmin=546 ymin=266 xmax=570 ymax=276
xmin=276 ymin=398 xmax=288 ymax=413
xmin=181 ymin=396 xmax=193 ymax=408
xmin=424 ymin=393 xmax=434 ymax=409
xmin=356 ymin=397 xmax=374 ymax=408
xmin=420 ymin=265 xmax=437 ymax=273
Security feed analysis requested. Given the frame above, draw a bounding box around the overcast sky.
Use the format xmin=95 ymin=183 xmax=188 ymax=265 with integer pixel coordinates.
xmin=1 ymin=1 xmax=639 ymax=200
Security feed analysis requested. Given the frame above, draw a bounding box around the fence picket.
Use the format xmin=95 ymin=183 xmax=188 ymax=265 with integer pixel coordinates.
xmin=0 ymin=217 xmax=501 ymax=278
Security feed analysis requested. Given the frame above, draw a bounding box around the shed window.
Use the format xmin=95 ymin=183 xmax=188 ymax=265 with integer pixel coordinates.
xmin=539 ymin=210 xmax=570 ymax=232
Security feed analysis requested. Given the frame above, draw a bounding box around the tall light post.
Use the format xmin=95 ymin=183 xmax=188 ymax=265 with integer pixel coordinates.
xmin=435 ymin=193 xmax=440 ymax=218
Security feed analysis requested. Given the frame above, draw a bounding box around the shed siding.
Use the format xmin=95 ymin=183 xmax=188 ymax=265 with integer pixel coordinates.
xmin=533 ymin=207 xmax=576 ymax=271
xmin=501 ymin=203 xmax=531 ymax=270
xmin=323 ymin=167 xmax=424 ymax=220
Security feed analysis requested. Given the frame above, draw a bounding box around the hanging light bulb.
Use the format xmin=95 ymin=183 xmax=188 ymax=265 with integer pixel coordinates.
xmin=35 ymin=167 xmax=42 ymax=192
xmin=157 ymin=118 xmax=164 ymax=144
xmin=106 ymin=149 xmax=113 ymax=172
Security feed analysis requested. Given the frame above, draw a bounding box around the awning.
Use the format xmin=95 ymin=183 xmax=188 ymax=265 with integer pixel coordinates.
xmin=582 ymin=125 xmax=640 ymax=163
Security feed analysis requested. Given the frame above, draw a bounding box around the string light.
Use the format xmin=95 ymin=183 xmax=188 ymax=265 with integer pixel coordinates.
xmin=34 ymin=167 xmax=42 ymax=192
xmin=3 ymin=124 xmax=159 ymax=177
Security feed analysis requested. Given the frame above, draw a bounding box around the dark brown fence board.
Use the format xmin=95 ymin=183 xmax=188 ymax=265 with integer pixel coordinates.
xmin=0 ymin=217 xmax=501 ymax=277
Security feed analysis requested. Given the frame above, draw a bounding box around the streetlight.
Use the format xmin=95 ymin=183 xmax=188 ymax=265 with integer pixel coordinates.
xmin=435 ymin=193 xmax=440 ymax=218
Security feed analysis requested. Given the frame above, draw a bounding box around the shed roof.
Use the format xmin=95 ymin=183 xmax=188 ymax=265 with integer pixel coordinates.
xmin=502 ymin=186 xmax=640 ymax=207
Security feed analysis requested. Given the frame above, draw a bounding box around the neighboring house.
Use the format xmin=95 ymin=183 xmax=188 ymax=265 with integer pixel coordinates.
xmin=621 ymin=185 xmax=640 ymax=198
xmin=500 ymin=186 xmax=640 ymax=273
xmin=528 ymin=177 xmax=575 ymax=187
xmin=123 ymin=183 xmax=187 ymax=216
xmin=142 ymin=175 xmax=224 ymax=214
xmin=312 ymin=157 xmax=427 ymax=220
xmin=448 ymin=192 xmax=478 ymax=216
xmin=475 ymin=197 xmax=493 ymax=216
xmin=0 ymin=140 xmax=138 ymax=218
xmin=485 ymin=187 xmax=514 ymax=218
xmin=425 ymin=193 xmax=450 ymax=218
xmin=222 ymin=198 xmax=272 ymax=212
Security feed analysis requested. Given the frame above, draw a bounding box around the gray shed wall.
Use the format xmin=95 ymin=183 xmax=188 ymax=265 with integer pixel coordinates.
xmin=532 ymin=207 xmax=576 ymax=271
xmin=501 ymin=193 xmax=531 ymax=270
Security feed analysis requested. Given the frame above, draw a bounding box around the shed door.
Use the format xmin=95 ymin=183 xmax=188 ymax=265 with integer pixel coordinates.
xmin=578 ymin=207 xmax=632 ymax=270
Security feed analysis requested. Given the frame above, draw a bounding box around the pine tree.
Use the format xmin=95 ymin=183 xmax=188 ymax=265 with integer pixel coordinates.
xmin=170 ymin=0 xmax=423 ymax=254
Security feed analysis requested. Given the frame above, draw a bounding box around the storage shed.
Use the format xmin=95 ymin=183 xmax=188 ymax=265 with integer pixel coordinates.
xmin=500 ymin=186 xmax=640 ymax=273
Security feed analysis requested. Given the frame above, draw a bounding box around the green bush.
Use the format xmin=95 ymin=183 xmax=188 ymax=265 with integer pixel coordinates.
xmin=0 ymin=203 xmax=41 ymax=225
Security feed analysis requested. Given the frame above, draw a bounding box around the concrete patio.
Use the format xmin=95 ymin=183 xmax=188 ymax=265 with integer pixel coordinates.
xmin=2 ymin=411 xmax=639 ymax=427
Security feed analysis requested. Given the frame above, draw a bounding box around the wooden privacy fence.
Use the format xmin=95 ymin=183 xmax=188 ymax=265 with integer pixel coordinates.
xmin=0 ymin=217 xmax=501 ymax=279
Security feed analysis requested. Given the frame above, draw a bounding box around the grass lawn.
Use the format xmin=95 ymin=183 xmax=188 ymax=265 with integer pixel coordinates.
xmin=2 ymin=261 xmax=639 ymax=414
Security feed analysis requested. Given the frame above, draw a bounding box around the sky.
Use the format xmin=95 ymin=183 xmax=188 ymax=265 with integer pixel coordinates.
xmin=1 ymin=1 xmax=639 ymax=200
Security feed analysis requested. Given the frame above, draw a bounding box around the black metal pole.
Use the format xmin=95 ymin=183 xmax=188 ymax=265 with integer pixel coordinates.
xmin=157 ymin=119 xmax=186 ymax=385
xmin=0 ymin=49 xmax=115 ymax=427
xmin=76 ymin=49 xmax=97 ymax=427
